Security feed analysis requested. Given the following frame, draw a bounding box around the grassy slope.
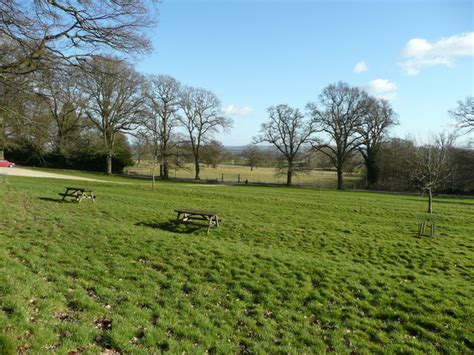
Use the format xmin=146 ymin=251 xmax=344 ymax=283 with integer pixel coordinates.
xmin=0 ymin=175 xmax=473 ymax=353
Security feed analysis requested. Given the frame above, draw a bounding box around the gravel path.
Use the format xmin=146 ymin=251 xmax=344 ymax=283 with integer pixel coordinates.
xmin=0 ymin=167 xmax=106 ymax=182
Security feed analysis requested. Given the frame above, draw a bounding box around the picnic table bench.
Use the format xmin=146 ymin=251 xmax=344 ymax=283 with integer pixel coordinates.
xmin=59 ymin=187 xmax=95 ymax=203
xmin=174 ymin=208 xmax=219 ymax=234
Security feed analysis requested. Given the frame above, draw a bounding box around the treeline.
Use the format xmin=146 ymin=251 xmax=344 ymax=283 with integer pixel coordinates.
xmin=1 ymin=59 xmax=231 ymax=176
xmin=0 ymin=0 xmax=160 ymax=172
xmin=2 ymin=63 xmax=473 ymax=193
xmin=1 ymin=1 xmax=472 ymax=193
xmin=133 ymin=80 xmax=473 ymax=193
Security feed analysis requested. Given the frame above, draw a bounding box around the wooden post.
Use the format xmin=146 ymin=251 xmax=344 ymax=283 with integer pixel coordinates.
xmin=238 ymin=174 xmax=240 ymax=183
xmin=151 ymin=161 xmax=156 ymax=190
xmin=427 ymin=187 xmax=433 ymax=214
xmin=221 ymin=173 xmax=224 ymax=182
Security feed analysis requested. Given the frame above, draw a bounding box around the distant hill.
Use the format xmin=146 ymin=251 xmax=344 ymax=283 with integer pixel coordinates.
xmin=225 ymin=145 xmax=275 ymax=154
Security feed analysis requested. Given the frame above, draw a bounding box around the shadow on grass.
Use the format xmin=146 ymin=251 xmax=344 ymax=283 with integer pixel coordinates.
xmin=135 ymin=221 xmax=204 ymax=234
xmin=38 ymin=197 xmax=75 ymax=203
xmin=432 ymin=199 xmax=474 ymax=206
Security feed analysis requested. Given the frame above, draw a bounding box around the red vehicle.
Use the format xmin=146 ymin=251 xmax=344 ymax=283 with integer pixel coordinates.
xmin=0 ymin=160 xmax=15 ymax=167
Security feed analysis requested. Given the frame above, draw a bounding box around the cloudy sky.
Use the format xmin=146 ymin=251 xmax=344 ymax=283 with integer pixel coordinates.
xmin=138 ymin=0 xmax=473 ymax=145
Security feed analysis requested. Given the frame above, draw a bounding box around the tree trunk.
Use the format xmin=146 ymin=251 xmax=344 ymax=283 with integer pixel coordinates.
xmin=163 ymin=162 xmax=169 ymax=180
xmin=0 ymin=116 xmax=4 ymax=160
xmin=194 ymin=157 xmax=200 ymax=180
xmin=152 ymin=164 xmax=156 ymax=190
xmin=427 ymin=187 xmax=433 ymax=214
xmin=286 ymin=161 xmax=293 ymax=186
xmin=106 ymin=153 xmax=112 ymax=175
xmin=337 ymin=167 xmax=344 ymax=190
xmin=365 ymin=153 xmax=379 ymax=189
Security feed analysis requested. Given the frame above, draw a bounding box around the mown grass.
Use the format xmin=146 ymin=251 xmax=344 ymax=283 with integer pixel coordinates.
xmin=0 ymin=173 xmax=473 ymax=353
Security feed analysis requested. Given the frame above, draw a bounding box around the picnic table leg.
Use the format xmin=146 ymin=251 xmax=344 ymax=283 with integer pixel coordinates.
xmin=418 ymin=221 xmax=426 ymax=236
xmin=91 ymin=192 xmax=95 ymax=203
xmin=215 ymin=215 xmax=219 ymax=227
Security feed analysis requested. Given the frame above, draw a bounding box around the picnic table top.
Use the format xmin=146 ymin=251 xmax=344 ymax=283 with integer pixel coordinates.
xmin=175 ymin=208 xmax=217 ymax=216
xmin=65 ymin=187 xmax=92 ymax=192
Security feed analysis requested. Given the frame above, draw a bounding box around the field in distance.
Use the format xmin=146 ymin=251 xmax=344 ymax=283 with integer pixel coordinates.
xmin=126 ymin=162 xmax=363 ymax=187
xmin=0 ymin=173 xmax=472 ymax=353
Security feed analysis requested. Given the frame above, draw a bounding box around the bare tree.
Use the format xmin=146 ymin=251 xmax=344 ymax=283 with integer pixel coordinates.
xmin=1 ymin=80 xmax=54 ymax=165
xmin=411 ymin=133 xmax=455 ymax=213
xmin=358 ymin=98 xmax=398 ymax=188
xmin=241 ymin=144 xmax=266 ymax=171
xmin=0 ymin=0 xmax=159 ymax=75
xmin=201 ymin=140 xmax=228 ymax=168
xmin=131 ymin=131 xmax=150 ymax=166
xmin=0 ymin=73 xmax=54 ymax=161
xmin=38 ymin=68 xmax=85 ymax=157
xmin=307 ymin=82 xmax=370 ymax=190
xmin=144 ymin=75 xmax=181 ymax=180
xmin=255 ymin=104 xmax=317 ymax=186
xmin=0 ymin=0 xmax=159 ymax=163
xmin=178 ymin=86 xmax=231 ymax=180
xmin=80 ymin=57 xmax=146 ymax=174
xmin=449 ymin=96 xmax=474 ymax=135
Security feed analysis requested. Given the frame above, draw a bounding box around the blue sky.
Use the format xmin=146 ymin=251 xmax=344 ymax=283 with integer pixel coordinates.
xmin=137 ymin=0 xmax=474 ymax=145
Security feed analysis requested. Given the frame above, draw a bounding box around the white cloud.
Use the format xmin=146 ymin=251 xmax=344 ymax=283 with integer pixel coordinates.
xmin=222 ymin=105 xmax=253 ymax=116
xmin=364 ymin=79 xmax=398 ymax=100
xmin=366 ymin=79 xmax=397 ymax=93
xmin=353 ymin=61 xmax=368 ymax=74
xmin=399 ymin=32 xmax=474 ymax=75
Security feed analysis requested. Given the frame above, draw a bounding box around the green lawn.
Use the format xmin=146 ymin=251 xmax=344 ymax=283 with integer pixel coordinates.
xmin=0 ymin=174 xmax=473 ymax=353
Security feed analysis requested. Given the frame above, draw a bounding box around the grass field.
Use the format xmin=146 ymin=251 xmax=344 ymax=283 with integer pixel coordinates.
xmin=126 ymin=163 xmax=364 ymax=188
xmin=0 ymin=172 xmax=473 ymax=353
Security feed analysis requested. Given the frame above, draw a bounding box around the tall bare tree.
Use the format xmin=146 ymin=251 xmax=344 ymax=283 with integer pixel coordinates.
xmin=144 ymin=75 xmax=181 ymax=180
xmin=0 ymin=0 xmax=159 ymax=162
xmin=449 ymin=96 xmax=474 ymax=135
xmin=358 ymin=98 xmax=398 ymax=188
xmin=80 ymin=57 xmax=146 ymax=174
xmin=38 ymin=68 xmax=85 ymax=157
xmin=0 ymin=73 xmax=52 ymax=160
xmin=307 ymin=82 xmax=370 ymax=190
xmin=178 ymin=86 xmax=231 ymax=180
xmin=255 ymin=104 xmax=317 ymax=186
xmin=1 ymin=78 xmax=54 ymax=164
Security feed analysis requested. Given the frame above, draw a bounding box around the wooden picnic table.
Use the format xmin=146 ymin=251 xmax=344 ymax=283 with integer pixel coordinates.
xmin=174 ymin=208 xmax=219 ymax=234
xmin=59 ymin=187 xmax=95 ymax=203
